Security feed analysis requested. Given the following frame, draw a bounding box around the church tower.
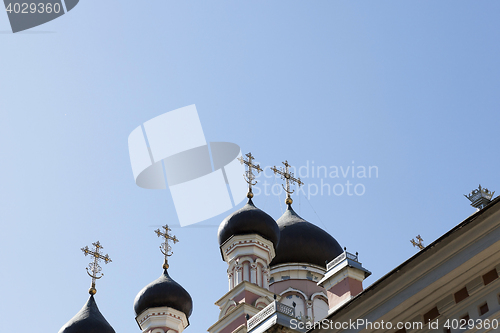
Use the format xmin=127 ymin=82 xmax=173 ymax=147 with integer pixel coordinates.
xmin=211 ymin=156 xmax=372 ymax=333
xmin=209 ymin=153 xmax=281 ymax=333
xmin=268 ymin=160 xmax=371 ymax=323
xmin=58 ymin=241 xmax=115 ymax=333
xmin=134 ymin=225 xmax=193 ymax=333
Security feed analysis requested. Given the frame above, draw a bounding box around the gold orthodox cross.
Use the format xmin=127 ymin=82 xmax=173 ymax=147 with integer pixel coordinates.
xmin=271 ymin=160 xmax=304 ymax=205
xmin=81 ymin=241 xmax=112 ymax=295
xmin=155 ymin=224 xmax=179 ymax=269
xmin=410 ymin=235 xmax=424 ymax=250
xmin=238 ymin=152 xmax=263 ymax=198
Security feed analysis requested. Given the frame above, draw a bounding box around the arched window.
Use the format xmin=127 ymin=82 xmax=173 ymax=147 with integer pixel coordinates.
xmin=313 ymin=297 xmax=329 ymax=321
xmin=281 ymin=293 xmax=305 ymax=319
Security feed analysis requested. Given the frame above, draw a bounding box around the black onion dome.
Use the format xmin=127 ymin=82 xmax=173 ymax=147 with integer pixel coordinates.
xmin=134 ymin=269 xmax=193 ymax=318
xmin=58 ymin=295 xmax=115 ymax=333
xmin=218 ymin=198 xmax=280 ymax=250
xmin=270 ymin=204 xmax=343 ymax=268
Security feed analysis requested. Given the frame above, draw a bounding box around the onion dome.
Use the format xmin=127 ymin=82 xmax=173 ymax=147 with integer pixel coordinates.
xmin=218 ymin=198 xmax=280 ymax=250
xmin=134 ymin=268 xmax=193 ymax=318
xmin=270 ymin=204 xmax=343 ymax=268
xmin=58 ymin=295 xmax=115 ymax=333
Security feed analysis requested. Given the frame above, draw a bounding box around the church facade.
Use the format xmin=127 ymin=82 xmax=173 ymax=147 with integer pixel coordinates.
xmin=57 ymin=152 xmax=500 ymax=333
xmin=243 ymin=185 xmax=500 ymax=333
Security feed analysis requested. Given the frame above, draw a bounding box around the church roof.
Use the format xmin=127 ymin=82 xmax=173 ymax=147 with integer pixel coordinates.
xmin=218 ymin=198 xmax=280 ymax=251
xmin=270 ymin=204 xmax=343 ymax=268
xmin=58 ymin=295 xmax=115 ymax=333
xmin=133 ymin=268 xmax=193 ymax=318
xmin=311 ymin=195 xmax=500 ymax=332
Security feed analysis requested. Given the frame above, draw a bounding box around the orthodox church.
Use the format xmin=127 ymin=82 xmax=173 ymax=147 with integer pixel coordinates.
xmin=57 ymin=153 xmax=500 ymax=333
xmin=57 ymin=226 xmax=193 ymax=333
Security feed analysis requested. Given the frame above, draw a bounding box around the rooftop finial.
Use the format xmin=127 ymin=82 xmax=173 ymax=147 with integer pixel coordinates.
xmin=271 ymin=160 xmax=304 ymax=205
xmin=410 ymin=235 xmax=424 ymax=250
xmin=81 ymin=241 xmax=112 ymax=295
xmin=155 ymin=224 xmax=179 ymax=269
xmin=464 ymin=185 xmax=495 ymax=210
xmin=238 ymin=152 xmax=263 ymax=199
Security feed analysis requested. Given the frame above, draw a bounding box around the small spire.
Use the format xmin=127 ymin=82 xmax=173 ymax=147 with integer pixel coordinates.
xmin=410 ymin=235 xmax=424 ymax=250
xmin=271 ymin=160 xmax=304 ymax=205
xmin=464 ymin=184 xmax=495 ymax=210
xmin=81 ymin=241 xmax=112 ymax=295
xmin=238 ymin=152 xmax=263 ymax=199
xmin=155 ymin=225 xmax=179 ymax=269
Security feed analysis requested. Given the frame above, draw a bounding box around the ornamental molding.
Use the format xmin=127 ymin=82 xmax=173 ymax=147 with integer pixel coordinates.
xmin=215 ymin=281 xmax=276 ymax=307
xmin=279 ymin=287 xmax=309 ymax=301
xmin=208 ymin=302 xmax=260 ymax=333
xmin=220 ymin=299 xmax=238 ymax=319
xmin=135 ymin=306 xmax=188 ymax=333
xmin=310 ymin=291 xmax=328 ymax=302
xmin=222 ymin=234 xmax=275 ymax=263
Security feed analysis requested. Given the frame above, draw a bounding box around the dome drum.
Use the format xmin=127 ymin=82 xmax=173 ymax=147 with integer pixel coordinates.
xmin=135 ymin=306 xmax=189 ymax=332
xmin=220 ymin=233 xmax=276 ymax=264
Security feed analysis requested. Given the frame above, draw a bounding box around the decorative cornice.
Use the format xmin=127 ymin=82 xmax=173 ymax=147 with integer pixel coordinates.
xmin=208 ymin=303 xmax=260 ymax=333
xmin=138 ymin=310 xmax=182 ymax=325
xmin=269 ymin=263 xmax=326 ymax=285
xmin=222 ymin=234 xmax=276 ymax=263
xmin=318 ymin=252 xmax=371 ymax=290
xmin=278 ymin=287 xmax=310 ymax=301
xmin=135 ymin=306 xmax=188 ymax=332
xmin=316 ymin=197 xmax=500 ymax=327
xmin=215 ymin=281 xmax=277 ymax=308
xmin=270 ymin=263 xmax=326 ymax=275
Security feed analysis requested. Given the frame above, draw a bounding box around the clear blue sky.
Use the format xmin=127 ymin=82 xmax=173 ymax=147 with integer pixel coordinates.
xmin=1 ymin=1 xmax=499 ymax=332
